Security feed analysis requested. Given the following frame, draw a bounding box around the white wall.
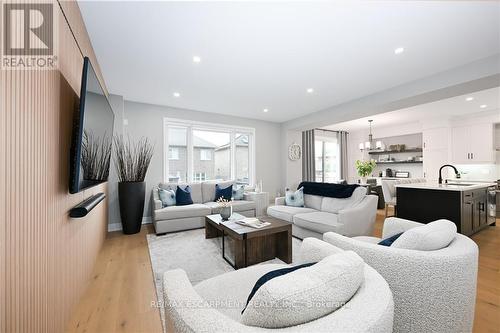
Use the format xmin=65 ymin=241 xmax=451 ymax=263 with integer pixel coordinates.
xmin=119 ymin=100 xmax=282 ymax=222
xmin=281 ymin=129 xmax=302 ymax=191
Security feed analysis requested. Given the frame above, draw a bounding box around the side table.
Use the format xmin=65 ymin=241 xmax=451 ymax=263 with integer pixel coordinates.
xmin=244 ymin=191 xmax=269 ymax=216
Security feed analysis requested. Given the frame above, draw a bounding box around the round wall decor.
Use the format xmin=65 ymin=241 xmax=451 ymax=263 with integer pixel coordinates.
xmin=288 ymin=143 xmax=301 ymax=161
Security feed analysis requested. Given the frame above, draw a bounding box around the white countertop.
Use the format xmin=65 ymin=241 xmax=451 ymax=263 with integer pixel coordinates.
xmin=395 ymin=182 xmax=496 ymax=191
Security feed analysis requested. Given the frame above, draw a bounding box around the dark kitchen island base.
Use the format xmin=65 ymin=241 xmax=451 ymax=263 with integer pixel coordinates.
xmin=397 ymin=187 xmax=461 ymax=229
xmin=396 ymin=185 xmax=494 ymax=236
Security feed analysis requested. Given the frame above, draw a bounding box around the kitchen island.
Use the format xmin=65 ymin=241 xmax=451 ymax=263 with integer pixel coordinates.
xmin=396 ymin=182 xmax=496 ymax=236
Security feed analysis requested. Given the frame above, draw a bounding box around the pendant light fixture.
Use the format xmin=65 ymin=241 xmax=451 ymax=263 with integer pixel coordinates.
xmin=359 ymin=119 xmax=383 ymax=151
xmin=365 ymin=119 xmax=373 ymax=150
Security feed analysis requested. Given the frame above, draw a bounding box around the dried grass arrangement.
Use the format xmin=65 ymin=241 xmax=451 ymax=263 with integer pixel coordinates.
xmin=113 ymin=135 xmax=154 ymax=182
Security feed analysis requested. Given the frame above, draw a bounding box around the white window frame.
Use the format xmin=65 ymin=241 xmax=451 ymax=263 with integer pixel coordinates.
xmin=163 ymin=118 xmax=256 ymax=185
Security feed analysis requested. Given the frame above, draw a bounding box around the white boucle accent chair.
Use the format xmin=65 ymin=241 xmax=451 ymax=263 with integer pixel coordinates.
xmin=323 ymin=217 xmax=479 ymax=333
xmin=162 ymin=238 xmax=394 ymax=333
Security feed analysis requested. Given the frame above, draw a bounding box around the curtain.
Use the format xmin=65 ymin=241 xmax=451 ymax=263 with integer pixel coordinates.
xmin=338 ymin=131 xmax=348 ymax=180
xmin=302 ymin=129 xmax=315 ymax=182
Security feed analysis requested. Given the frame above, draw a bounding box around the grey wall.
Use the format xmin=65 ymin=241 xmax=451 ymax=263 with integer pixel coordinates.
xmin=107 ymin=94 xmax=124 ymax=227
xmin=114 ymin=100 xmax=282 ymax=224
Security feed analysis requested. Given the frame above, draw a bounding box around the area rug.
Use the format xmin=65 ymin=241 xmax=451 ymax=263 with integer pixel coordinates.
xmin=147 ymin=228 xmax=302 ymax=332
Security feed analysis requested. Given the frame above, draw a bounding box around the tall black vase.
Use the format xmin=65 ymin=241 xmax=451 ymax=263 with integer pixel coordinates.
xmin=118 ymin=181 xmax=146 ymax=235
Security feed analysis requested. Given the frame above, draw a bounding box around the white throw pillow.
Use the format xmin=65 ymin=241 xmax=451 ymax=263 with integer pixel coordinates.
xmin=391 ymin=219 xmax=457 ymax=251
xmin=241 ymin=251 xmax=364 ymax=328
xmin=285 ymin=187 xmax=304 ymax=207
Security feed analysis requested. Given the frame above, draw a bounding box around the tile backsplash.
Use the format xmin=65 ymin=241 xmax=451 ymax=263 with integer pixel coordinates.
xmin=454 ymin=164 xmax=499 ymax=181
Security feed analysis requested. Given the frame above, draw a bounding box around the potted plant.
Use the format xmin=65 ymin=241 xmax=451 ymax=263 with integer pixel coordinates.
xmin=113 ymin=136 xmax=154 ymax=234
xmin=355 ymin=159 xmax=377 ymax=184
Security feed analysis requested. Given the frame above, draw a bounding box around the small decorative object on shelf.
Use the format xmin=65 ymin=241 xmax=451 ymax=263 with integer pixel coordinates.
xmin=356 ymin=159 xmax=377 ymax=184
xmin=388 ymin=144 xmax=406 ymax=152
xmin=217 ymin=197 xmax=233 ymax=221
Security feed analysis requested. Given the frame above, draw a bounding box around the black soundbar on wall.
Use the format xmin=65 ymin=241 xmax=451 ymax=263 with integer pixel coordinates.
xmin=70 ymin=193 xmax=106 ymax=218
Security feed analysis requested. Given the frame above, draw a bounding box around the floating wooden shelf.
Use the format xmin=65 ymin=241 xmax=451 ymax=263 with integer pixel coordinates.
xmin=376 ymin=161 xmax=423 ymax=164
xmin=368 ymin=148 xmax=423 ymax=155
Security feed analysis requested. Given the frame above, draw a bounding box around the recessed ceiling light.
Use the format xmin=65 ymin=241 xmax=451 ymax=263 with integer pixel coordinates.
xmin=480 ymin=104 xmax=487 ymax=108
xmin=465 ymin=97 xmax=474 ymax=102
xmin=192 ymin=56 xmax=201 ymax=63
xmin=263 ymin=108 xmax=269 ymax=113
xmin=306 ymin=88 xmax=314 ymax=93
xmin=173 ymin=92 xmax=180 ymax=98
xmin=394 ymin=47 xmax=404 ymax=55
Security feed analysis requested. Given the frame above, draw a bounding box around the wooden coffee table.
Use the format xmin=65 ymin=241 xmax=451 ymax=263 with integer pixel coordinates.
xmin=205 ymin=214 xmax=292 ymax=269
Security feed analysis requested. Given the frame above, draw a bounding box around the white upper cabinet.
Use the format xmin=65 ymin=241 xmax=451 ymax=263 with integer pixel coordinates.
xmin=423 ymin=127 xmax=449 ymax=180
xmin=451 ymin=123 xmax=494 ymax=164
xmin=423 ymin=149 xmax=448 ymax=181
xmin=423 ymin=127 xmax=448 ymax=150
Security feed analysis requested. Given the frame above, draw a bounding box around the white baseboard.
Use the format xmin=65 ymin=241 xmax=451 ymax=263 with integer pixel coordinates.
xmin=108 ymin=216 xmax=152 ymax=232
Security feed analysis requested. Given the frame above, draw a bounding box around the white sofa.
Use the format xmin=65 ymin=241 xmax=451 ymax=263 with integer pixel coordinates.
xmin=267 ymin=186 xmax=378 ymax=239
xmin=163 ymin=238 xmax=394 ymax=333
xmin=151 ymin=180 xmax=256 ymax=234
xmin=323 ymin=217 xmax=479 ymax=333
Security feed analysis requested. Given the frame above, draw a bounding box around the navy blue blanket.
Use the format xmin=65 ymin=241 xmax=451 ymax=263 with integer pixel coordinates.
xmin=297 ymin=182 xmax=359 ymax=199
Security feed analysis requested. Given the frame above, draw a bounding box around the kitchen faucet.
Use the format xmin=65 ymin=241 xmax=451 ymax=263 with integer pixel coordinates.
xmin=438 ymin=164 xmax=461 ymax=184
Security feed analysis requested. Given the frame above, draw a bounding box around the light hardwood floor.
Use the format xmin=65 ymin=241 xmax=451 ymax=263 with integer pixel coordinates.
xmin=66 ymin=210 xmax=500 ymax=333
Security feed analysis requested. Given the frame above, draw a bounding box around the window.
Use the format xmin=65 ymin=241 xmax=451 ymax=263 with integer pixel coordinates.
xmin=164 ymin=119 xmax=255 ymax=185
xmin=234 ymin=133 xmax=250 ymax=185
xmin=315 ymin=134 xmax=340 ymax=183
xmin=168 ymin=147 xmax=179 ymax=160
xmin=200 ymin=149 xmax=212 ymax=161
xmin=194 ymin=130 xmax=230 ymax=181
xmin=167 ymin=127 xmax=187 ymax=182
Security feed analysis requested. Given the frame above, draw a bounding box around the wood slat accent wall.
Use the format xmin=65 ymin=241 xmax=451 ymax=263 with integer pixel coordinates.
xmin=0 ymin=1 xmax=109 ymax=332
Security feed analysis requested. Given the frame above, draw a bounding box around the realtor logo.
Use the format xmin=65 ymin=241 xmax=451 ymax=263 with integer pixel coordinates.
xmin=1 ymin=1 xmax=57 ymax=69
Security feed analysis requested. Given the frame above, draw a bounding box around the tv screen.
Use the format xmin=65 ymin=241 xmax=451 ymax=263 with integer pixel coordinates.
xmin=69 ymin=57 xmax=115 ymax=194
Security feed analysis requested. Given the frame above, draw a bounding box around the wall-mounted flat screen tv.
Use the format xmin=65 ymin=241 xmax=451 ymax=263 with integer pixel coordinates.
xmin=69 ymin=57 xmax=114 ymax=194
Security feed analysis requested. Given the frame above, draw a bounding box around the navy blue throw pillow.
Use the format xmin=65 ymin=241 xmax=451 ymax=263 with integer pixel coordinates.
xmin=378 ymin=232 xmax=404 ymax=246
xmin=241 ymin=262 xmax=316 ymax=314
xmin=215 ymin=184 xmax=233 ymax=201
xmin=176 ymin=185 xmax=193 ymax=206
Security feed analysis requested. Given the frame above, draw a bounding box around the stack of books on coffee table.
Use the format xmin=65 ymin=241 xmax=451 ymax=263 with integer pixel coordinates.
xmin=235 ymin=217 xmax=271 ymax=229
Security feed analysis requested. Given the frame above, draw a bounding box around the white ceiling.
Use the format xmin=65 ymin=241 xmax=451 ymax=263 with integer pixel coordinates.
xmin=324 ymin=87 xmax=500 ymax=132
xmin=78 ymin=1 xmax=500 ymax=123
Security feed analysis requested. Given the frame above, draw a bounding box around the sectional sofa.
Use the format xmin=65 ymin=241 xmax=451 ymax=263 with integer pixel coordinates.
xmin=267 ymin=186 xmax=378 ymax=239
xmin=151 ymin=180 xmax=257 ymax=234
